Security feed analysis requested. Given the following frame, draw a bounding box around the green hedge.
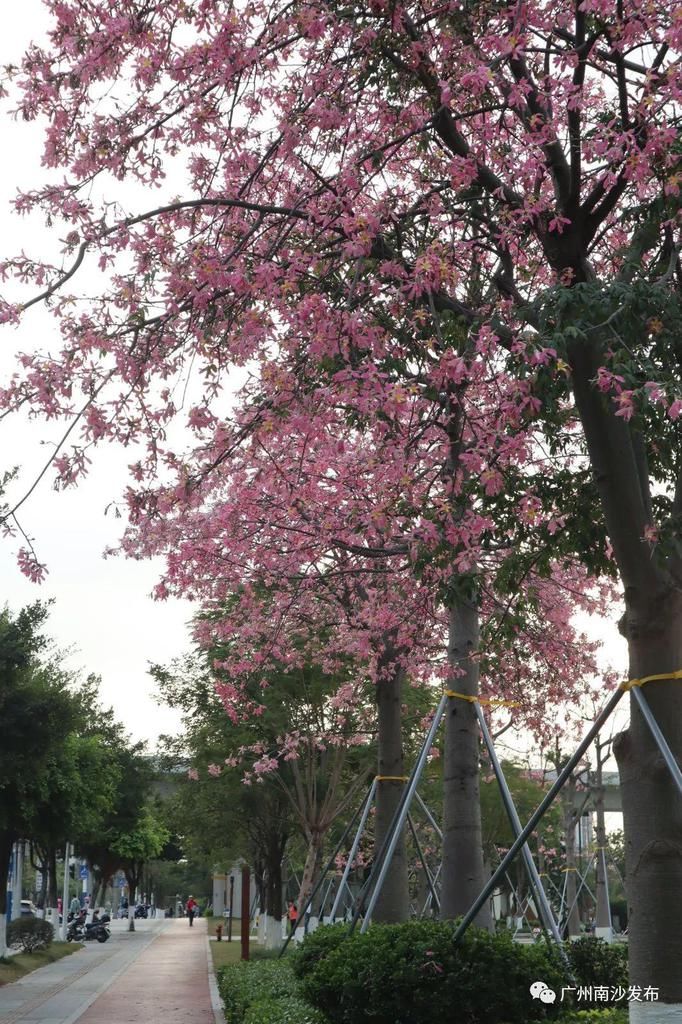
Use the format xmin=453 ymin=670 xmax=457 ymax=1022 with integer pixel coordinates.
xmin=243 ymin=996 xmax=328 ymax=1024
xmin=565 ymin=939 xmax=628 ymax=1006
xmin=558 ymin=1011 xmax=628 ymax=1024
xmin=217 ymin=959 xmax=304 ymax=1024
xmin=298 ymin=921 xmax=565 ymax=1024
xmin=291 ymin=924 xmax=347 ymax=979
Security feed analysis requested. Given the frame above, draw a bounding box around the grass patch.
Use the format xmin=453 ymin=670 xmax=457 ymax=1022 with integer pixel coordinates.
xmin=210 ymin=928 xmax=245 ymax=970
xmin=0 ymin=942 xmax=83 ymax=986
xmin=211 ymin=939 xmax=244 ymax=969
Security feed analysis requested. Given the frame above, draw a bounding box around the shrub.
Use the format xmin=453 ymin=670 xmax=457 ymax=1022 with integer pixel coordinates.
xmin=566 ymin=939 xmax=628 ymax=1006
xmin=300 ymin=921 xmax=565 ymax=1024
xmin=250 ymin=945 xmax=291 ymax=961
xmin=558 ymin=1010 xmax=628 ymax=1024
xmin=7 ymin=917 xmax=54 ymax=953
xmin=217 ymin=959 xmax=301 ymax=1024
xmin=243 ymin=996 xmax=328 ymax=1024
xmin=292 ymin=924 xmax=348 ymax=979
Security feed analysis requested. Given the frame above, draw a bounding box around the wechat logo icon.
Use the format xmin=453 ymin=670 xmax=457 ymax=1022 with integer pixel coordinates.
xmin=530 ymin=981 xmax=557 ymax=1004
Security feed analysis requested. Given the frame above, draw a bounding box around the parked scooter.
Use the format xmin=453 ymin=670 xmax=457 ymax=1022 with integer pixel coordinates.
xmin=67 ymin=910 xmax=111 ymax=943
xmin=134 ymin=903 xmax=148 ymax=919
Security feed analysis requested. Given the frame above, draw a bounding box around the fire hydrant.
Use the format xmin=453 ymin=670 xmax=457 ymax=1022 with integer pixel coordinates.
xmin=215 ymin=924 xmax=223 ymax=942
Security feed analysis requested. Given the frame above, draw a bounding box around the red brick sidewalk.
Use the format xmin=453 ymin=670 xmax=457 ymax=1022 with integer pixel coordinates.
xmin=75 ymin=919 xmax=216 ymax=1024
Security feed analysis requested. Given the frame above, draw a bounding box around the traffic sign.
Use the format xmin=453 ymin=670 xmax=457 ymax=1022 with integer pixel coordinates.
xmin=79 ymin=865 xmax=88 ymax=880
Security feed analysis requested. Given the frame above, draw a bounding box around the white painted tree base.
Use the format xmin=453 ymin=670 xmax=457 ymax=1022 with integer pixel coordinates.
xmin=629 ymin=1003 xmax=682 ymax=1023
xmin=261 ymin=916 xmax=282 ymax=949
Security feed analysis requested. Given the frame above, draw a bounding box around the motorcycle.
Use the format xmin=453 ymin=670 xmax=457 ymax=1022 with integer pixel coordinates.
xmin=67 ymin=911 xmax=111 ymax=943
xmin=134 ymin=904 xmax=148 ymax=919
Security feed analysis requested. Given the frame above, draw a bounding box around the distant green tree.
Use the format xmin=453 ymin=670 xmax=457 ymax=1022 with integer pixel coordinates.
xmin=0 ymin=603 xmax=77 ymax=953
xmin=113 ymin=807 xmax=169 ymax=930
xmin=78 ymin=743 xmax=154 ymax=911
xmin=30 ymin=675 xmax=124 ymax=908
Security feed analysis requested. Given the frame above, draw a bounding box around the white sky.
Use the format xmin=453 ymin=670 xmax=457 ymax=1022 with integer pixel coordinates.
xmin=0 ymin=2 xmax=194 ymax=745
xmin=0 ymin=3 xmax=630 ymax=762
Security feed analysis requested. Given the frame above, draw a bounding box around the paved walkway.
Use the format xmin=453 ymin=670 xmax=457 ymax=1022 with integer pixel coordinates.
xmin=0 ymin=919 xmax=222 ymax=1024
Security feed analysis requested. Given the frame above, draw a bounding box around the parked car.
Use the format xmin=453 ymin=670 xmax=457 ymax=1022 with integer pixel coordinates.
xmin=20 ymin=899 xmax=39 ymax=917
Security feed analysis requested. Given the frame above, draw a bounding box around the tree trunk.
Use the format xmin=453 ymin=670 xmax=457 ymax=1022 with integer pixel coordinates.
xmin=567 ymin=325 xmax=682 ymax=1012
xmin=125 ymin=868 xmax=140 ymax=931
xmin=253 ymin=860 xmax=265 ymax=918
xmin=373 ymin=665 xmax=410 ymax=923
xmin=441 ymin=599 xmax=491 ymax=927
xmin=298 ymin=831 xmax=324 ymax=918
xmin=614 ymin=597 xmax=682 ymax=1015
xmin=0 ymin=834 xmax=15 ymax=958
xmin=562 ymin=778 xmax=581 ymax=939
xmin=0 ymin=835 xmax=13 ymax=916
xmin=265 ymin=850 xmax=283 ymax=921
xmin=91 ymin=875 xmax=104 ymax=913
xmin=47 ymin=846 xmax=58 ymax=908
xmin=35 ymin=851 xmax=48 ymax=910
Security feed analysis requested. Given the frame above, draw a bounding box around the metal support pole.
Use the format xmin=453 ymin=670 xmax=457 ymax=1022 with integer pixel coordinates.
xmin=330 ymin=778 xmax=377 ymax=921
xmin=414 ymin=792 xmax=443 ymax=838
xmin=406 ymin=813 xmax=440 ymax=913
xmin=559 ymin=871 xmax=569 ymax=920
xmin=632 ymin=686 xmax=682 ymax=797
xmin=420 ymin=863 xmax=443 ymax=918
xmin=319 ymin=877 xmax=334 ymax=920
xmin=358 ymin=694 xmax=449 ymax=933
xmin=600 ymin=848 xmax=613 ymax=931
xmin=563 ymin=853 xmax=598 ymax=929
xmin=453 ymin=687 xmax=624 ymax=945
xmin=505 ymin=873 xmax=531 ymax=936
xmin=475 ymin=704 xmax=564 ymax=948
xmin=279 ymin=785 xmax=371 ymax=956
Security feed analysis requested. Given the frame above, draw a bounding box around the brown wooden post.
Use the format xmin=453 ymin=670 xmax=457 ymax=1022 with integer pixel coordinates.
xmin=240 ymin=866 xmax=250 ymax=961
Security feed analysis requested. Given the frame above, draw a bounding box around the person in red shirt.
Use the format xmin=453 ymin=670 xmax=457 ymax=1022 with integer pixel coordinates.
xmin=186 ymin=895 xmax=198 ymax=927
xmin=287 ymin=901 xmax=298 ymax=936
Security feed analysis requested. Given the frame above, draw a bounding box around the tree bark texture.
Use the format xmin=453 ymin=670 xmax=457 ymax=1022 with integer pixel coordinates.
xmin=569 ymin=332 xmax=682 ymax=1004
xmin=265 ymin=842 xmax=285 ymax=920
xmin=614 ymin=599 xmax=682 ymax=1006
xmin=298 ymin=831 xmax=324 ymax=916
xmin=373 ymin=665 xmax=410 ymax=923
xmin=441 ymin=599 xmax=491 ymax=927
xmin=0 ymin=835 xmax=13 ymax=916
xmin=47 ymin=847 xmax=58 ymax=908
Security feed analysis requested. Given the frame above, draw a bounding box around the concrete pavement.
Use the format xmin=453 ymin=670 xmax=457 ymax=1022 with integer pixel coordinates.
xmin=0 ymin=918 xmax=222 ymax=1024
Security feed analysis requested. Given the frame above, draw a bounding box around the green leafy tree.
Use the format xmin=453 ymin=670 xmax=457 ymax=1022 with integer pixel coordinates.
xmin=112 ymin=806 xmax=169 ymax=930
xmin=0 ymin=604 xmax=76 ymax=953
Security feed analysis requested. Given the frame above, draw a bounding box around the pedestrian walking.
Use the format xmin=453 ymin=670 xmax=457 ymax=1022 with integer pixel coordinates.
xmin=287 ymin=901 xmax=298 ymax=936
xmin=186 ymin=895 xmax=198 ymax=927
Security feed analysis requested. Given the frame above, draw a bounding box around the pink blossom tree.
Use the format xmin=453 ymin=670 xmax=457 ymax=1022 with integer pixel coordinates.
xmin=121 ymin=377 xmax=612 ymax=925
xmin=1 ymin=0 xmax=680 ymax=1001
